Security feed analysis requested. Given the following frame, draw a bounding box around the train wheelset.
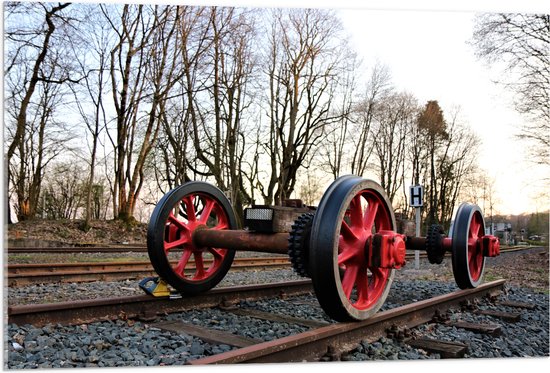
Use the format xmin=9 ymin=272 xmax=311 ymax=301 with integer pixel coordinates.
xmin=146 ymin=175 xmax=500 ymax=322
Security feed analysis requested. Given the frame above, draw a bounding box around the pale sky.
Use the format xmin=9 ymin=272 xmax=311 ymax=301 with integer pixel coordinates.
xmin=336 ymin=7 xmax=548 ymax=216
xmin=5 ymin=0 xmax=549 ymax=216
xmin=207 ymin=0 xmax=550 ymax=216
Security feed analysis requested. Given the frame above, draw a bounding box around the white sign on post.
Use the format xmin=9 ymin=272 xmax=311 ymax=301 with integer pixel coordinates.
xmin=409 ymin=185 xmax=424 ymax=207
xmin=409 ymin=185 xmax=423 ymax=269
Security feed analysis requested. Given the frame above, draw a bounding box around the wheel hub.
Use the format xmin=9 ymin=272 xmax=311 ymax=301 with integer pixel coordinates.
xmin=368 ymin=230 xmax=406 ymax=269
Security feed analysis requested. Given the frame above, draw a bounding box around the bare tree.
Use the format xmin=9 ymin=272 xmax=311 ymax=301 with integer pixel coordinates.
xmin=416 ymin=100 xmax=448 ymax=226
xmin=460 ymin=167 xmax=498 ymax=221
xmin=259 ymin=8 xmax=350 ymax=204
xmin=200 ymin=7 xmax=257 ymax=219
xmin=318 ymin=51 xmax=360 ymax=179
xmin=7 ymin=76 xmax=74 ymax=221
xmin=149 ymin=7 xmax=258 ymax=223
xmin=151 ymin=6 xmax=211 ymax=192
xmin=152 ymin=93 xmax=193 ymax=190
xmin=472 ymin=13 xmax=550 ymax=165
xmin=350 ymin=63 xmax=392 ymax=176
xmin=435 ymin=108 xmax=481 ymax=229
xmin=68 ymin=4 xmax=112 ymax=229
xmin=40 ymin=162 xmax=86 ymax=220
xmin=407 ymin=103 xmax=480 ymax=230
xmin=4 ymin=2 xmax=71 ymax=162
xmin=102 ymin=4 xmax=182 ymax=222
xmin=4 ymin=2 xmax=77 ymax=221
xmin=370 ymin=92 xmax=417 ymax=205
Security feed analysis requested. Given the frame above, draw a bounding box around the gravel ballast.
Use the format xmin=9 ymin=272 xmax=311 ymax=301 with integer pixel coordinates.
xmin=6 ymin=277 xmax=549 ymax=368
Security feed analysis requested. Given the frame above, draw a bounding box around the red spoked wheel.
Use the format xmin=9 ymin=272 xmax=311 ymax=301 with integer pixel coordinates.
xmin=147 ymin=182 xmax=237 ymax=294
xmin=309 ymin=176 xmax=396 ymax=321
xmin=451 ymin=203 xmax=486 ymax=289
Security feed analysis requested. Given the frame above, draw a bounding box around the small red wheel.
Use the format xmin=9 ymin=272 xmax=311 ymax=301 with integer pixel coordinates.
xmin=451 ymin=203 xmax=486 ymax=289
xmin=147 ymin=182 xmax=237 ymax=294
xmin=309 ymin=176 xmax=396 ymax=321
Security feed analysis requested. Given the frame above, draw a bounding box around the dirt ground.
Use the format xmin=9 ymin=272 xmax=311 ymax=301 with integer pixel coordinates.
xmin=6 ymin=219 xmax=549 ymax=294
xmin=6 ymin=219 xmax=148 ymax=246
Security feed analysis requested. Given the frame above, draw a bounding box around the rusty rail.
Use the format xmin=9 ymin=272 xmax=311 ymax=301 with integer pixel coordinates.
xmin=7 ymin=246 xmax=148 ymax=253
xmin=7 ymin=257 xmax=291 ymax=286
xmin=7 ymin=280 xmax=313 ymax=327
xmin=7 ymin=244 xmax=533 ymax=255
xmin=189 ymin=279 xmax=506 ymax=364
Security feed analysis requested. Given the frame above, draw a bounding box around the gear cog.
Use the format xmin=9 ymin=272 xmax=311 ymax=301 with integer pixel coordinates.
xmin=426 ymin=224 xmax=445 ymax=264
xmin=288 ymin=213 xmax=314 ymax=277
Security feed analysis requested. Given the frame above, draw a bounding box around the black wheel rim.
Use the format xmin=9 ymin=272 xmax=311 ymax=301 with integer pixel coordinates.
xmin=451 ymin=203 xmax=486 ymax=289
xmin=309 ymin=176 xmax=396 ymax=321
xmin=147 ymin=182 xmax=237 ymax=294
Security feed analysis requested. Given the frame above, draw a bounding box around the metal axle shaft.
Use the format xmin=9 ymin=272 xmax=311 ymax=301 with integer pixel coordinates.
xmin=193 ymin=229 xmax=290 ymax=254
xmin=405 ymin=236 xmax=453 ymax=251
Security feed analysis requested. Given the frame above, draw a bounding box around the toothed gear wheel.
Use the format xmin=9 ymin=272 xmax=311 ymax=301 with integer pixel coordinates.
xmin=426 ymin=224 xmax=445 ymax=264
xmin=288 ymin=213 xmax=314 ymax=277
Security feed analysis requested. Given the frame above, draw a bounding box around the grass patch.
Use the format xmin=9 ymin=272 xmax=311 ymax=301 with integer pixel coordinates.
xmin=7 ymin=254 xmax=32 ymax=263
xmin=483 ymin=270 xmax=501 ymax=282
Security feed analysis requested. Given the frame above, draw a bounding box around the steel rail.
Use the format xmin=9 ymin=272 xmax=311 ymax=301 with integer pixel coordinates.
xmin=189 ymin=279 xmax=506 ymax=364
xmin=7 ymin=245 xmax=537 ymax=286
xmin=7 ymin=246 xmax=148 ymax=253
xmin=7 ymin=280 xmax=313 ymax=327
xmin=7 ymin=257 xmax=292 ymax=286
xmin=7 ymin=244 xmax=535 ymax=255
xmin=7 ymin=256 xmax=290 ymax=274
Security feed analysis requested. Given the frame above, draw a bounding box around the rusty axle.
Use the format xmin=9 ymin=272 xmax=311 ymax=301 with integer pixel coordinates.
xmin=193 ymin=229 xmax=290 ymax=254
xmin=405 ymin=236 xmax=453 ymax=251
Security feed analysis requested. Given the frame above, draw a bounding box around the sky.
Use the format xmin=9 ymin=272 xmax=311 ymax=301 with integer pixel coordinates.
xmin=3 ymin=0 xmax=549 ymax=217
xmin=336 ymin=8 xmax=548 ymax=216
xmin=203 ymin=0 xmax=549 ymax=216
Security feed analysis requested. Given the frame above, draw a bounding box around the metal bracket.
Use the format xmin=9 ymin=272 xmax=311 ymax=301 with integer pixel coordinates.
xmin=138 ymin=276 xmax=174 ymax=297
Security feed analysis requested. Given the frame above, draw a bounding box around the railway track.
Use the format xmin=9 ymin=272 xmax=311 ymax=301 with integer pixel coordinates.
xmin=9 ymin=278 xmax=539 ymax=365
xmin=7 ymin=245 xmax=540 ymax=287
xmin=190 ymin=279 xmax=510 ymax=364
xmin=7 ymin=245 xmax=148 ymax=253
xmin=7 ymin=257 xmax=291 ymax=286
xmin=7 ymin=244 xmax=535 ymax=254
xmin=7 ymin=280 xmax=313 ymax=327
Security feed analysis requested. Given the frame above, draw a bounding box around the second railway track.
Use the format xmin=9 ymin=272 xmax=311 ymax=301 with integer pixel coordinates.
xmin=7 ymin=257 xmax=291 ymax=286
xmin=6 ymin=245 xmax=540 ymax=287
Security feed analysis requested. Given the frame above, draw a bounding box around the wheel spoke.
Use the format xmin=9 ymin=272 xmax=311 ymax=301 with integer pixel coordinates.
xmin=337 ymin=245 xmax=356 ymax=266
xmin=183 ymin=195 xmax=197 ymax=222
xmin=167 ymin=212 xmax=191 ymax=233
xmin=369 ymin=267 xmax=384 ymax=285
xmin=193 ymin=252 xmax=206 ymax=279
xmin=164 ymin=236 xmax=189 ymax=252
xmin=470 ymin=215 xmax=482 ymax=239
xmin=363 ymin=198 xmax=379 ymax=232
xmin=173 ymin=250 xmax=192 ymax=276
xmin=214 ymin=221 xmax=228 ymax=230
xmin=469 ymin=254 xmax=480 ymax=280
xmin=467 ymin=238 xmax=478 ymax=260
xmin=341 ymin=264 xmax=359 ymax=298
xmin=468 ymin=236 xmax=482 ymax=280
xmin=350 ymin=195 xmax=364 ymax=227
xmin=355 ymin=266 xmax=369 ymax=304
xmin=340 ymin=220 xmax=357 ymax=240
xmin=208 ymin=248 xmax=225 ymax=266
xmin=198 ymin=199 xmax=215 ymax=224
